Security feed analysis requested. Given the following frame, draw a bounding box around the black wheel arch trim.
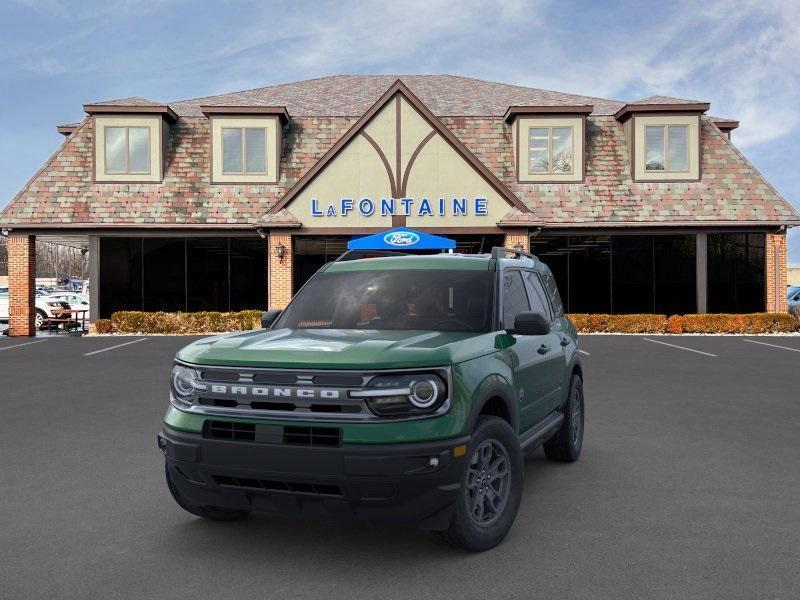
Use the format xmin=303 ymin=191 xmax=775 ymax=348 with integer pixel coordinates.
xmin=465 ymin=374 xmax=520 ymax=435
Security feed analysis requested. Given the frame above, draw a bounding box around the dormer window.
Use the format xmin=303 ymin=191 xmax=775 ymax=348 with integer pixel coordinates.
xmin=528 ymin=126 xmax=574 ymax=174
xmin=644 ymin=124 xmax=688 ymax=172
xmin=505 ymin=106 xmax=591 ymax=183
xmin=222 ymin=127 xmax=268 ymax=174
xmin=202 ymin=106 xmax=289 ymax=184
xmin=105 ymin=126 xmax=151 ymax=174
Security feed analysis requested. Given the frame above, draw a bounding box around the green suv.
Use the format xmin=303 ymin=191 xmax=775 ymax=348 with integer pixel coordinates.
xmin=159 ymin=248 xmax=584 ymax=551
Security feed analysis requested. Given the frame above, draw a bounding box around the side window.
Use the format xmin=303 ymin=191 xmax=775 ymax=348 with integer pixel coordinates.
xmin=539 ymin=269 xmax=564 ymax=318
xmin=502 ymin=271 xmax=531 ymax=329
xmin=522 ymin=271 xmax=551 ymax=320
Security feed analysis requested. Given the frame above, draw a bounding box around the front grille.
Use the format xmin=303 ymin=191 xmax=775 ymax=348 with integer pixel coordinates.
xmin=197 ymin=398 xmax=363 ymax=414
xmin=213 ymin=475 xmax=343 ymax=497
xmin=284 ymin=426 xmax=341 ymax=447
xmin=205 ymin=420 xmax=255 ymax=441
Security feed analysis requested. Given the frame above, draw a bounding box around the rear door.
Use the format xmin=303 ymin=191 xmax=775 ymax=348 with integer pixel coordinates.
xmin=501 ymin=270 xmax=553 ymax=432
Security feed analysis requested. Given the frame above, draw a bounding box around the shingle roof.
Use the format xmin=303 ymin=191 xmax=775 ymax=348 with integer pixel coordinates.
xmin=631 ymin=95 xmax=707 ymax=105
xmin=1 ymin=75 xmax=796 ymax=229
xmin=168 ymin=74 xmax=626 ymax=117
xmin=87 ymin=96 xmax=164 ymax=107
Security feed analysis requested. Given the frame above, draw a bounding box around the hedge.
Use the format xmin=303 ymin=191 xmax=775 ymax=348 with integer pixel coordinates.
xmin=110 ymin=310 xmax=262 ymax=334
xmin=567 ymin=313 xmax=798 ymax=334
xmin=99 ymin=310 xmax=797 ymax=335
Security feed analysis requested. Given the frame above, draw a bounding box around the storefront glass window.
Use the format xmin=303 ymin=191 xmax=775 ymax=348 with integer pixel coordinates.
xmin=98 ymin=237 xmax=267 ymax=317
xmin=708 ymin=233 xmax=764 ymax=312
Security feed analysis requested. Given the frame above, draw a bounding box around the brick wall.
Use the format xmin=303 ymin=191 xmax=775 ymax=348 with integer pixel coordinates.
xmin=503 ymin=229 xmax=530 ymax=253
xmin=7 ymin=234 xmax=36 ymax=336
xmin=765 ymin=232 xmax=788 ymax=313
xmin=268 ymin=232 xmax=293 ymax=309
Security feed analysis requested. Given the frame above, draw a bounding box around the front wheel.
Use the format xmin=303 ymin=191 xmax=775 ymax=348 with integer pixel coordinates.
xmin=438 ymin=416 xmax=523 ymax=551
xmin=543 ymin=374 xmax=584 ymax=462
xmin=165 ymin=464 xmax=250 ymax=522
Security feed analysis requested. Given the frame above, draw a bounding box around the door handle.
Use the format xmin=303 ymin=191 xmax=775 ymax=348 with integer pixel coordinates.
xmin=560 ymin=337 xmax=570 ymax=347
xmin=537 ymin=344 xmax=550 ymax=355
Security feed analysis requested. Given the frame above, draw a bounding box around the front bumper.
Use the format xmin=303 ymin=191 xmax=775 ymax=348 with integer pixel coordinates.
xmin=159 ymin=425 xmax=470 ymax=530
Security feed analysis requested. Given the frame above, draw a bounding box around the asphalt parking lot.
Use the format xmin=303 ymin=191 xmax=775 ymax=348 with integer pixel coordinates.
xmin=1 ymin=334 xmax=799 ymax=600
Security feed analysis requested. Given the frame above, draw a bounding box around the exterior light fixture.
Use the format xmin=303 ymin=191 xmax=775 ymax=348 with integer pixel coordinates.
xmin=275 ymin=243 xmax=286 ymax=264
xmin=513 ymin=243 xmax=523 ymax=250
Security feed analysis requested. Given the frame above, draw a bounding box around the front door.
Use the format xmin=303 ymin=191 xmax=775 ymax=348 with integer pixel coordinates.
xmin=501 ymin=270 xmax=559 ymax=432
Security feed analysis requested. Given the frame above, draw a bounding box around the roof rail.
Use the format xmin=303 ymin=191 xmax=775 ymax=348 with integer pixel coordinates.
xmin=490 ymin=247 xmax=536 ymax=260
xmin=334 ymin=249 xmax=412 ymax=262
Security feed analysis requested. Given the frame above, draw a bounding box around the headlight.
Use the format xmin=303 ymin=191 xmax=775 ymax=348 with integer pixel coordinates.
xmin=171 ymin=364 xmax=201 ymax=404
xmin=352 ymin=372 xmax=447 ymax=417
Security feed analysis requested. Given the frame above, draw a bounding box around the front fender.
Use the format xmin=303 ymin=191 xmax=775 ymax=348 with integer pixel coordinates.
xmin=453 ymin=352 xmax=519 ymax=435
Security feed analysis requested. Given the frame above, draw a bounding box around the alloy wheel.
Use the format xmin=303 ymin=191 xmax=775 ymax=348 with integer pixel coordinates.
xmin=465 ymin=439 xmax=511 ymax=527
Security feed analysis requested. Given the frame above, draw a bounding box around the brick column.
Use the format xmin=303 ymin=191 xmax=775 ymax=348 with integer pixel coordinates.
xmin=268 ymin=231 xmax=293 ymax=309
xmin=503 ymin=229 xmax=530 ymax=252
xmin=765 ymin=232 xmax=788 ymax=312
xmin=8 ymin=234 xmax=36 ymax=336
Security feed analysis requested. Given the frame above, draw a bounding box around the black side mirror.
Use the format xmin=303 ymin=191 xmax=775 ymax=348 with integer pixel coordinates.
xmin=261 ymin=309 xmax=282 ymax=329
xmin=509 ymin=311 xmax=550 ymax=336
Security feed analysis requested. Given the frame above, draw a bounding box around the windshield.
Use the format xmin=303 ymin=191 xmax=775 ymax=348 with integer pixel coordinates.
xmin=275 ymin=269 xmax=494 ymax=332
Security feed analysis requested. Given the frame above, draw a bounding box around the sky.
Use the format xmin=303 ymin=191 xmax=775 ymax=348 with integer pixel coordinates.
xmin=0 ymin=0 xmax=798 ymax=261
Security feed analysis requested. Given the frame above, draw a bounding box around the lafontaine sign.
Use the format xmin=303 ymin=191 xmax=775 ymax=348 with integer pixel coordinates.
xmin=310 ymin=196 xmax=488 ymax=218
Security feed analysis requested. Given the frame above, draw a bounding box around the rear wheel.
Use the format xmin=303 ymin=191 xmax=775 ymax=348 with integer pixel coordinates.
xmin=35 ymin=309 xmax=46 ymax=330
xmin=543 ymin=374 xmax=584 ymax=462
xmin=438 ymin=416 xmax=523 ymax=551
xmin=165 ymin=464 xmax=250 ymax=521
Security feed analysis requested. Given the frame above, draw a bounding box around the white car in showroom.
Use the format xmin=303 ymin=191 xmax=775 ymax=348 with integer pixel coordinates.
xmin=0 ymin=286 xmax=73 ymax=329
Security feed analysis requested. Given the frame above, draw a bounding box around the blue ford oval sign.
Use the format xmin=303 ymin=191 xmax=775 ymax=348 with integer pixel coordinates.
xmin=383 ymin=231 xmax=420 ymax=247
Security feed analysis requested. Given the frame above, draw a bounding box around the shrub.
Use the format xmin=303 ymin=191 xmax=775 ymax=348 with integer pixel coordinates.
xmin=567 ymin=314 xmax=667 ymax=333
xmin=94 ymin=319 xmax=113 ymax=334
xmin=111 ymin=310 xmax=263 ymax=334
xmin=568 ymin=312 xmax=798 ymax=334
xmin=665 ymin=314 xmax=683 ymax=334
xmin=680 ymin=313 xmax=797 ymax=334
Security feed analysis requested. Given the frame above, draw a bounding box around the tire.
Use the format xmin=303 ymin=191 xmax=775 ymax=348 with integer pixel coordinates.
xmin=438 ymin=416 xmax=523 ymax=551
xmin=35 ymin=309 xmax=46 ymax=330
xmin=543 ymin=374 xmax=584 ymax=462
xmin=165 ymin=464 xmax=250 ymax=522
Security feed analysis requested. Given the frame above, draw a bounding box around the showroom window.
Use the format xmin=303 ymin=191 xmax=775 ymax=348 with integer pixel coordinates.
xmin=528 ymin=126 xmax=573 ymax=174
xmin=645 ymin=125 xmax=689 ymax=172
xmin=222 ymin=127 xmax=267 ymax=174
xmin=99 ymin=237 xmax=267 ymax=317
xmin=707 ymin=233 xmax=764 ymax=313
xmin=531 ymin=235 xmax=696 ymax=314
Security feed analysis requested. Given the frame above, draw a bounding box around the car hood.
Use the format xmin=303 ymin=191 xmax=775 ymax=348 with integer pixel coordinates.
xmin=176 ymin=328 xmax=500 ymax=369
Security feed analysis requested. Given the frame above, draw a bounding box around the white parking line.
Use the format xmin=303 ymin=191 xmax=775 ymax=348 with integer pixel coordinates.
xmin=641 ymin=337 xmax=717 ymax=357
xmin=743 ymin=339 xmax=800 ymax=353
xmin=0 ymin=339 xmax=49 ymax=352
xmin=84 ymin=338 xmax=147 ymax=356
xmin=578 ymin=349 xmax=591 ymax=356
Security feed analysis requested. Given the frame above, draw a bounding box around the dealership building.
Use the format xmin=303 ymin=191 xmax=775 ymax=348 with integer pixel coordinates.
xmin=1 ymin=75 xmax=797 ymax=335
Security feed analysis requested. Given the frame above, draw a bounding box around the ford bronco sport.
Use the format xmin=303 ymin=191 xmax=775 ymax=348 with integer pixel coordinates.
xmin=159 ymin=247 xmax=584 ymax=551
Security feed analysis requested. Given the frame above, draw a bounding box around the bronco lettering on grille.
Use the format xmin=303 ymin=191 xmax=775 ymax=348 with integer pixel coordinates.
xmin=208 ymin=384 xmax=341 ymax=400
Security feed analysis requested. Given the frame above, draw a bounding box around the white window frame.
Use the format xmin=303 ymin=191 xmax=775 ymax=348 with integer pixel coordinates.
xmin=221 ymin=127 xmax=269 ymax=175
xmin=644 ymin=124 xmax=689 ymax=173
xmin=104 ymin=126 xmax=152 ymax=175
xmin=527 ymin=126 xmax=575 ymax=175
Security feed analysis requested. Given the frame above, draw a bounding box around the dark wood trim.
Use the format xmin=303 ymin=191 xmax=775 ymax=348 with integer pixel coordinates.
xmin=535 ymin=223 xmax=789 ymax=233
xmin=391 ymin=215 xmax=407 ymax=227
xmin=289 ymin=226 xmax=507 ymax=235
xmin=56 ymin=124 xmax=78 ymax=136
xmin=614 ymin=102 xmax=710 ymax=122
xmin=83 ymin=104 xmax=178 ymax=122
xmin=269 ymin=79 xmax=530 ymax=215
xmin=200 ymin=105 xmax=290 ymax=122
xmin=504 ymin=104 xmax=593 ymax=122
xmin=395 ymin=96 xmax=402 ymax=196
xmin=360 ymin=131 xmax=398 ymax=198
xmin=712 ymin=119 xmax=739 ymax=131
xmin=399 ymin=130 xmax=436 ymax=197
